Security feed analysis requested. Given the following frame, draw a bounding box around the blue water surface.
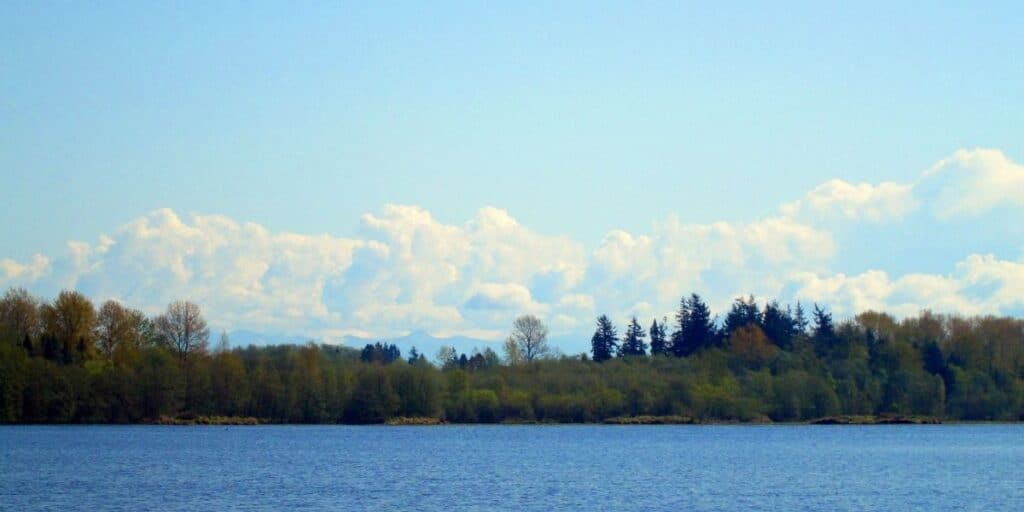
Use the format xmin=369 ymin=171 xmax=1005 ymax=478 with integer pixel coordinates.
xmin=1 ymin=425 xmax=1022 ymax=511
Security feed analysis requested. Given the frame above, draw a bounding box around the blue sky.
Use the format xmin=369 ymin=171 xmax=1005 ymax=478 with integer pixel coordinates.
xmin=2 ymin=3 xmax=1023 ymax=346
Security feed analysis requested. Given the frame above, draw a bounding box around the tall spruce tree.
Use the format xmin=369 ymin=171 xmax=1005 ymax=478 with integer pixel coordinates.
xmin=675 ymin=293 xmax=717 ymax=356
xmin=590 ymin=315 xmax=618 ymax=363
xmin=620 ymin=317 xmax=647 ymax=357
xmin=762 ymin=301 xmax=797 ymax=349
xmin=671 ymin=296 xmax=689 ymax=357
xmin=649 ymin=318 xmax=668 ymax=356
xmin=812 ymin=303 xmax=836 ymax=356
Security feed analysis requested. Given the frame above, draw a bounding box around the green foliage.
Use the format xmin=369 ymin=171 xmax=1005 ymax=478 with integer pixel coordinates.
xmin=2 ymin=286 xmax=1024 ymax=424
xmin=344 ymin=367 xmax=399 ymax=424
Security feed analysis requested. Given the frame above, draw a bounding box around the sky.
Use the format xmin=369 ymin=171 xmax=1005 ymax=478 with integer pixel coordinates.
xmin=2 ymin=2 xmax=1023 ymax=347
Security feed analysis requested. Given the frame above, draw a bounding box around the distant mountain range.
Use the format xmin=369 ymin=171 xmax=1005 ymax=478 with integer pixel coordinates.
xmin=227 ymin=329 xmax=588 ymax=360
xmin=227 ymin=329 xmax=503 ymax=360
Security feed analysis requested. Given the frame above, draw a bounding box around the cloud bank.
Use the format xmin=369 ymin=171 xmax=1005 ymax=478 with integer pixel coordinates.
xmin=3 ymin=148 xmax=1023 ymax=343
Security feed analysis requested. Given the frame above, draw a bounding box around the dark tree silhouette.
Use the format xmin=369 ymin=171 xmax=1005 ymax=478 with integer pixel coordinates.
xmin=674 ymin=294 xmax=717 ymax=357
xmin=620 ymin=317 xmax=647 ymax=357
xmin=649 ymin=318 xmax=668 ymax=356
xmin=723 ymin=295 xmax=761 ymax=338
xmin=762 ymin=301 xmax=797 ymax=349
xmin=590 ymin=315 xmax=618 ymax=363
xmin=361 ymin=342 xmax=402 ymax=364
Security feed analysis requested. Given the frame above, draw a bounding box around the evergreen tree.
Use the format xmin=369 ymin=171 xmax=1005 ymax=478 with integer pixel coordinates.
xmin=361 ymin=342 xmax=402 ymax=364
xmin=793 ymin=301 xmax=809 ymax=335
xmin=407 ymin=347 xmax=420 ymax=365
xmin=675 ymin=294 xmax=717 ymax=356
xmin=762 ymin=301 xmax=797 ymax=349
xmin=671 ymin=296 xmax=689 ymax=358
xmin=723 ymin=295 xmax=761 ymax=338
xmin=590 ymin=315 xmax=618 ymax=363
xmin=812 ymin=304 xmax=834 ymax=339
xmin=812 ymin=304 xmax=836 ymax=355
xmin=649 ymin=318 xmax=668 ymax=356
xmin=620 ymin=317 xmax=647 ymax=357
xmin=466 ymin=352 xmax=487 ymax=371
xmin=360 ymin=344 xmax=375 ymax=363
xmin=385 ymin=343 xmax=401 ymax=363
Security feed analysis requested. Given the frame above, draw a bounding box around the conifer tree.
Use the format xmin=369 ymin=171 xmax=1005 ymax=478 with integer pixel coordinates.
xmin=812 ymin=303 xmax=836 ymax=356
xmin=762 ymin=301 xmax=797 ymax=349
xmin=649 ymin=318 xmax=668 ymax=356
xmin=590 ymin=315 xmax=618 ymax=363
xmin=671 ymin=296 xmax=689 ymax=358
xmin=793 ymin=302 xmax=809 ymax=335
xmin=812 ymin=304 xmax=834 ymax=340
xmin=620 ymin=317 xmax=647 ymax=357
xmin=723 ymin=295 xmax=761 ymax=338
xmin=675 ymin=294 xmax=717 ymax=356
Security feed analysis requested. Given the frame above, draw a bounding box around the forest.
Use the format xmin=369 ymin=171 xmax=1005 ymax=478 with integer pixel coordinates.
xmin=0 ymin=287 xmax=1022 ymax=424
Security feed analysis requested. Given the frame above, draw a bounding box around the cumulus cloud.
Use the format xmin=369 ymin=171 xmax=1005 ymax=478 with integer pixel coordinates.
xmin=3 ymin=148 xmax=1024 ymax=343
xmin=783 ymin=179 xmax=917 ymax=222
xmin=332 ymin=204 xmax=588 ymax=338
xmin=0 ymin=205 xmax=592 ymax=342
xmin=465 ymin=283 xmax=542 ymax=313
xmin=781 ymin=148 xmax=1024 ymax=225
xmin=589 ymin=215 xmax=834 ymax=317
xmin=791 ymin=254 xmax=1024 ymax=318
xmin=924 ymin=148 xmax=1024 ymax=219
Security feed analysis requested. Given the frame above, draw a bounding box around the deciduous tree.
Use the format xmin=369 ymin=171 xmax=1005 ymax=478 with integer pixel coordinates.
xmin=0 ymin=287 xmax=39 ymax=339
xmin=154 ymin=300 xmax=209 ymax=362
xmin=40 ymin=290 xmax=96 ymax=363
xmin=508 ymin=314 xmax=550 ymax=362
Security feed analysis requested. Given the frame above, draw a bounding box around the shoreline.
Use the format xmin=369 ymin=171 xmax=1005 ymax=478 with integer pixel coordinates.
xmin=9 ymin=415 xmax=1024 ymax=427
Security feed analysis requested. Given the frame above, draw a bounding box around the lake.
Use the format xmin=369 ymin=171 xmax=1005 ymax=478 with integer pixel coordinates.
xmin=1 ymin=425 xmax=1022 ymax=511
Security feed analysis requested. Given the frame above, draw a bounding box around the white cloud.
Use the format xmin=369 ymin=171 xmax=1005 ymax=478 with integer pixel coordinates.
xmin=781 ymin=148 xmax=1024 ymax=224
xmin=464 ymin=282 xmax=542 ymax=313
xmin=784 ymin=179 xmax=917 ymax=222
xmin=925 ymin=148 xmax=1024 ymax=219
xmin=335 ymin=204 xmax=588 ymax=339
xmin=791 ymin=254 xmax=1024 ymax=318
xmin=0 ymin=205 xmax=590 ymax=342
xmin=3 ymin=148 xmax=1024 ymax=343
xmin=0 ymin=254 xmax=50 ymax=283
xmin=792 ymin=270 xmax=897 ymax=315
xmin=588 ymin=214 xmax=834 ymax=319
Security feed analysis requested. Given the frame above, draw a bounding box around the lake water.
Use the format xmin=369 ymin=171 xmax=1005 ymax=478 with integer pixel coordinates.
xmin=1 ymin=425 xmax=1022 ymax=511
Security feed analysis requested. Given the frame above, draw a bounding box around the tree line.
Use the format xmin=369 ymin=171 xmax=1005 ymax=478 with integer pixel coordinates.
xmin=0 ymin=287 xmax=1022 ymax=424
